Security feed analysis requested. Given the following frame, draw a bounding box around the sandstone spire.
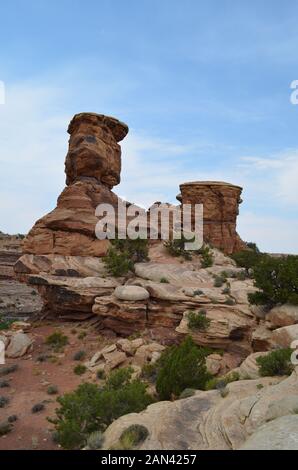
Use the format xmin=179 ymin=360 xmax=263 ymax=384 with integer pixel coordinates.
xmin=179 ymin=181 xmax=246 ymax=254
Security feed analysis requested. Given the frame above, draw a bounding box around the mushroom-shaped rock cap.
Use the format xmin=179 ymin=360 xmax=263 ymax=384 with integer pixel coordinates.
xmin=68 ymin=112 xmax=129 ymax=142
xmin=180 ymin=181 xmax=243 ymax=191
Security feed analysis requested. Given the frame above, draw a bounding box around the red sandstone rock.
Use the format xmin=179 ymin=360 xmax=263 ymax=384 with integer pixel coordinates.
xmin=179 ymin=181 xmax=246 ymax=254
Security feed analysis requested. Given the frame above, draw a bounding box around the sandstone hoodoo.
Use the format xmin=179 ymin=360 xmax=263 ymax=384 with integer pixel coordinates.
xmin=15 ymin=112 xmax=131 ymax=318
xmin=20 ymin=113 xmax=128 ymax=258
xmin=179 ymin=181 xmax=246 ymax=255
xmin=15 ymin=113 xmax=248 ymax=341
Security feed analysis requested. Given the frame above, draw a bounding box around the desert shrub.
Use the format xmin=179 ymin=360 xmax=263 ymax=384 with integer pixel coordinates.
xmin=73 ymin=364 xmax=87 ymax=376
xmin=32 ymin=403 xmax=45 ymax=413
xmin=49 ymin=367 xmax=153 ymax=449
xmin=47 ymin=385 xmax=59 ymax=395
xmin=7 ymin=415 xmax=17 ymax=423
xmin=156 ymin=336 xmax=211 ymax=400
xmin=225 ymin=298 xmax=235 ymax=305
xmin=160 ymin=277 xmax=169 ymax=283
xmin=214 ymin=275 xmax=225 ymax=288
xmin=248 ymin=256 xmax=298 ymax=306
xmin=78 ymin=331 xmax=87 ymax=340
xmin=187 ymin=310 xmax=210 ymax=331
xmin=119 ymin=424 xmax=149 ymax=449
xmin=86 ymin=431 xmax=104 ymax=450
xmin=164 ymin=234 xmax=193 ymax=260
xmin=141 ymin=363 xmax=158 ymax=383
xmin=222 ymin=286 xmax=231 ymax=295
xmin=256 ymin=349 xmax=293 ymax=377
xmin=104 ymin=238 xmax=148 ymax=277
xmin=112 ymin=238 xmax=149 ymax=263
xmin=103 ymin=248 xmax=134 ymax=277
xmin=194 ymin=289 xmax=204 ymax=296
xmin=179 ymin=388 xmax=196 ymax=399
xmin=36 ymin=354 xmax=51 ymax=363
xmin=0 ymin=421 xmax=12 ymax=436
xmin=0 ymin=380 xmax=9 ymax=388
xmin=45 ymin=332 xmax=68 ymax=352
xmin=0 ymin=396 xmax=9 ymax=408
xmin=246 ymin=242 xmax=260 ymax=252
xmin=198 ymin=245 xmax=213 ymax=268
xmin=235 ymin=271 xmax=247 ymax=280
xmin=0 ymin=364 xmax=18 ymax=377
xmin=220 ymin=387 xmax=229 ymax=398
xmin=73 ymin=350 xmax=86 ymax=361
xmin=231 ymin=249 xmax=266 ymax=272
xmin=0 ymin=318 xmax=13 ymax=331
xmin=205 ymin=371 xmax=240 ymax=391
xmin=96 ymin=369 xmax=106 ymax=380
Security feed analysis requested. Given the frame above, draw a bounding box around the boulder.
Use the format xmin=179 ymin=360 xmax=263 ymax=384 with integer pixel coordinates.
xmin=271 ymin=324 xmax=298 ymax=348
xmin=6 ymin=332 xmax=33 ymax=358
xmin=236 ymin=351 xmax=268 ymax=379
xmin=103 ymin=350 xmax=127 ymax=370
xmin=114 ymin=286 xmax=149 ymax=301
xmin=251 ymin=324 xmax=272 ymax=351
xmin=206 ymin=354 xmax=222 ymax=375
xmin=176 ymin=305 xmax=256 ymax=355
xmin=267 ymin=304 xmax=298 ymax=328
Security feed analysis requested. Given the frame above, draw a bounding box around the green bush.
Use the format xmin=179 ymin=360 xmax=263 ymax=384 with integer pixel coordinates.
xmin=0 ymin=421 xmax=12 ymax=436
xmin=32 ymin=403 xmax=45 ymax=413
xmin=179 ymin=388 xmax=196 ymax=399
xmin=0 ymin=364 xmax=18 ymax=377
xmin=49 ymin=367 xmax=153 ymax=449
xmin=112 ymin=238 xmax=149 ymax=263
xmin=256 ymin=349 xmax=294 ymax=377
xmin=86 ymin=431 xmax=104 ymax=450
xmin=47 ymin=385 xmax=59 ymax=395
xmin=156 ymin=336 xmax=211 ymax=400
xmin=187 ymin=310 xmax=210 ymax=331
xmin=0 ymin=396 xmax=9 ymax=408
xmin=73 ymin=350 xmax=86 ymax=361
xmin=160 ymin=277 xmax=169 ymax=283
xmin=104 ymin=238 xmax=149 ymax=277
xmin=214 ymin=275 xmax=225 ymax=288
xmin=0 ymin=318 xmax=13 ymax=331
xmin=205 ymin=371 xmax=240 ymax=391
xmin=198 ymin=245 xmax=213 ymax=268
xmin=96 ymin=369 xmax=106 ymax=380
xmin=164 ymin=234 xmax=193 ymax=260
xmin=248 ymin=256 xmax=298 ymax=306
xmin=141 ymin=363 xmax=158 ymax=383
xmin=231 ymin=249 xmax=266 ymax=271
xmin=45 ymin=332 xmax=68 ymax=352
xmin=73 ymin=364 xmax=87 ymax=376
xmin=119 ymin=424 xmax=149 ymax=449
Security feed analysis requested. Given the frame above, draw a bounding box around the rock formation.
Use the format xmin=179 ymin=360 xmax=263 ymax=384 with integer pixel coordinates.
xmin=179 ymin=181 xmax=246 ymax=254
xmin=102 ymin=368 xmax=298 ymax=450
xmin=15 ymin=113 xmax=249 ymax=347
xmin=22 ymin=113 xmax=128 ymax=257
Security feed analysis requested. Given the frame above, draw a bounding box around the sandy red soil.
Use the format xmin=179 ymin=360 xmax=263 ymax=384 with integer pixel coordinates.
xmin=0 ymin=322 xmax=112 ymax=450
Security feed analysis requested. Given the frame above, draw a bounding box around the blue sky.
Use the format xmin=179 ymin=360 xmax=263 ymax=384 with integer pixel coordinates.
xmin=0 ymin=0 xmax=298 ymax=252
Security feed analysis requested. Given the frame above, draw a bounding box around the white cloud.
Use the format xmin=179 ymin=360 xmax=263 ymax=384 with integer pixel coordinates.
xmin=0 ymin=81 xmax=69 ymax=233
